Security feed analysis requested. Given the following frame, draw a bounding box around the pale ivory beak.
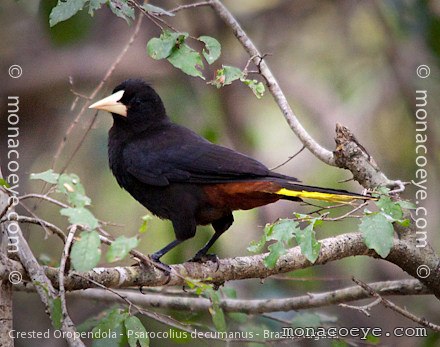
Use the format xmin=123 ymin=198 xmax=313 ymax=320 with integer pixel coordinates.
xmin=89 ymin=90 xmax=127 ymax=117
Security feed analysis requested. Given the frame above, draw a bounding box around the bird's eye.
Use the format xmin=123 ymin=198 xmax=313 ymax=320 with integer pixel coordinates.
xmin=131 ymin=97 xmax=142 ymax=107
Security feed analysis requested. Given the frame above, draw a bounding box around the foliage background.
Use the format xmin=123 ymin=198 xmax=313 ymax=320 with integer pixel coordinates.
xmin=1 ymin=0 xmax=440 ymax=346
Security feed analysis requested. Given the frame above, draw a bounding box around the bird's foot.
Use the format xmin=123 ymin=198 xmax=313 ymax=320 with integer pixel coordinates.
xmin=149 ymin=254 xmax=172 ymax=281
xmin=188 ymin=253 xmax=220 ymax=271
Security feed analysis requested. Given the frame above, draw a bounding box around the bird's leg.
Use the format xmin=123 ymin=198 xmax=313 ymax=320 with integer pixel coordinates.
xmin=152 ymin=213 xmax=197 ymax=272
xmin=150 ymin=239 xmax=183 ymax=273
xmin=189 ymin=214 xmax=234 ymax=265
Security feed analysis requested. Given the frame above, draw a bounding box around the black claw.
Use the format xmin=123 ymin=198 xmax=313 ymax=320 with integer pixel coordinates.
xmin=149 ymin=254 xmax=172 ymax=277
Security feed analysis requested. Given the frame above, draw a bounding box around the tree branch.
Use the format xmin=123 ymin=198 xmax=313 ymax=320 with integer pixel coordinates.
xmin=333 ymin=123 xmax=404 ymax=190
xmin=0 ymin=191 xmax=84 ymax=346
xmin=51 ymin=13 xmax=144 ymax=174
xmin=209 ymin=0 xmax=335 ymax=165
xmin=15 ymin=279 xmax=429 ymax=314
xmin=352 ymin=277 xmax=440 ymax=332
xmin=2 ymin=232 xmax=438 ymax=298
xmin=0 ymin=187 xmax=13 ymax=347
xmin=59 ymin=226 xmax=84 ymax=345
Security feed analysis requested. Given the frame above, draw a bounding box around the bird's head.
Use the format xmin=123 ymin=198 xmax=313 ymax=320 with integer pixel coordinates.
xmin=89 ymin=79 xmax=167 ymax=129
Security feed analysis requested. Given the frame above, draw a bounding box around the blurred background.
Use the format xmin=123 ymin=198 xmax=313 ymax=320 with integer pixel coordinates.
xmin=1 ymin=0 xmax=440 ymax=346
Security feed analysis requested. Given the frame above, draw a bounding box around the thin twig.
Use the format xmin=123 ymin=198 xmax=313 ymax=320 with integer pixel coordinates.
xmin=51 ymin=13 xmax=144 ymax=174
xmin=209 ymin=0 xmax=335 ymax=165
xmin=19 ymin=193 xmax=69 ymax=208
xmin=352 ymin=277 xmax=440 ymax=331
xmin=72 ymin=273 xmax=196 ymax=335
xmin=339 ymin=298 xmax=381 ymax=317
xmin=0 ymin=192 xmax=84 ymax=346
xmin=0 ymin=197 xmax=13 ymax=220
xmin=6 ymin=215 xmax=66 ymax=242
xmin=58 ymin=110 xmax=100 ymax=175
xmin=168 ymin=1 xmax=211 ymax=14
xmin=270 ymin=145 xmax=306 ymax=171
xmin=59 ymin=226 xmax=78 ymax=341
xmin=320 ymin=202 xmax=368 ymax=222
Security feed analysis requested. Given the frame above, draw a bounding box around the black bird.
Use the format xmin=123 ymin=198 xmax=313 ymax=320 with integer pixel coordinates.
xmin=89 ymin=79 xmax=369 ymax=266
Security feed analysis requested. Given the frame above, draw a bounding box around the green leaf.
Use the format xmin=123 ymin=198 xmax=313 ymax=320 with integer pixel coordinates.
xmin=264 ymin=241 xmax=286 ymax=269
xmin=77 ymin=315 xmax=101 ymax=333
xmin=106 ymin=236 xmax=139 ymax=262
xmin=263 ymin=219 xmax=298 ymax=269
xmin=147 ymin=31 xmax=187 ymax=60
xmin=365 ymin=334 xmax=380 ymax=344
xmin=376 ymin=195 xmax=403 ymax=220
xmin=93 ymin=308 xmax=128 ymax=334
xmin=221 ymin=288 xmax=248 ymax=322
xmin=49 ymin=0 xmax=86 ymax=27
xmin=266 ymin=219 xmax=297 ymax=242
xmin=199 ymin=36 xmax=221 ymax=64
xmin=58 ymin=173 xmax=91 ymax=207
xmin=223 ymin=66 xmax=243 ymax=84
xmin=141 ymin=3 xmax=175 ymax=16
xmin=241 ymin=79 xmax=265 ymax=99
xmin=291 ymin=312 xmax=322 ymax=328
xmin=139 ymin=215 xmax=152 ymax=233
xmin=125 ymin=316 xmax=149 ymax=347
xmin=295 ymin=223 xmax=321 ymax=263
xmin=205 ymin=289 xmax=227 ymax=332
xmin=92 ymin=309 xmax=129 ymax=345
xmin=92 ymin=323 xmax=127 ymax=347
xmin=30 ymin=169 xmax=60 ymax=184
xmin=209 ymin=65 xmax=243 ymax=88
xmin=222 ymin=287 xmax=237 ymax=299
xmin=0 ymin=178 xmax=10 ymax=188
xmin=247 ymin=234 xmax=266 ymax=253
xmin=108 ymin=0 xmax=135 ymax=24
xmin=71 ymin=230 xmax=101 ymax=271
xmin=168 ymin=44 xmax=204 ymax=79
xmin=88 ymin=0 xmax=107 ymax=15
xmin=50 ymin=297 xmax=63 ymax=330
xmin=397 ymin=200 xmax=416 ymax=210
xmin=359 ymin=213 xmax=394 ymax=258
xmin=397 ymin=218 xmax=410 ymax=227
xmin=60 ymin=207 xmax=99 ymax=229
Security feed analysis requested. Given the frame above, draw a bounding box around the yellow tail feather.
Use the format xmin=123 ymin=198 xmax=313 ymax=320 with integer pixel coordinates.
xmin=275 ymin=188 xmax=368 ymax=203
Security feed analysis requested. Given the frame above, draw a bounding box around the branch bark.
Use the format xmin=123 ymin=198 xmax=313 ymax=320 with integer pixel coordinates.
xmin=2 ymin=232 xmax=439 ymax=298
xmin=0 ymin=186 xmax=13 ymax=347
xmin=14 ymin=279 xmax=429 ymax=314
xmin=333 ymin=123 xmax=404 ymax=189
xmin=0 ymin=190 xmax=84 ymax=347
xmin=209 ymin=0 xmax=335 ymax=165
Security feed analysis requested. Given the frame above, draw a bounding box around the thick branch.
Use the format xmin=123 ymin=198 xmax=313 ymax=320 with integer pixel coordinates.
xmin=15 ymin=279 xmax=429 ymax=314
xmin=209 ymin=0 xmax=335 ymax=165
xmin=0 ymin=191 xmax=84 ymax=347
xmin=0 ymin=187 xmax=13 ymax=347
xmin=353 ymin=278 xmax=440 ymax=331
xmin=333 ymin=123 xmax=403 ymax=189
xmin=3 ymin=233 xmax=439 ymax=297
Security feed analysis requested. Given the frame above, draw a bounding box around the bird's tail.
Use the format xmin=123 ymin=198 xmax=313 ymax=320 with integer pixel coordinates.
xmin=271 ymin=179 xmax=374 ymax=203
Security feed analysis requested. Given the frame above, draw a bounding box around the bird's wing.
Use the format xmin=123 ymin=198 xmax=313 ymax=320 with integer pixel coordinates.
xmin=123 ymin=128 xmax=278 ymax=186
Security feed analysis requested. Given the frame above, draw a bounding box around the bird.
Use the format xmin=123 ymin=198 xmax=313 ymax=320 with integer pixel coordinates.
xmin=89 ymin=79 xmax=370 ymax=267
